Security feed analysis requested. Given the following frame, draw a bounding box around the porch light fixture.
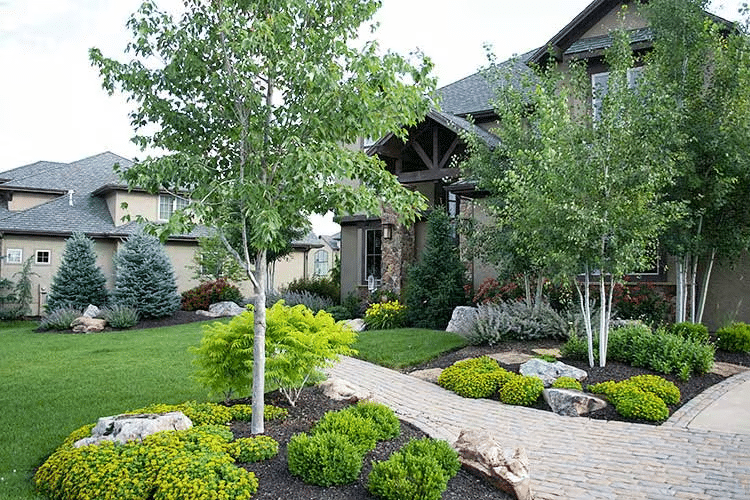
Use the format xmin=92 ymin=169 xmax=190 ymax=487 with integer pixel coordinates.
xmin=382 ymin=223 xmax=394 ymax=240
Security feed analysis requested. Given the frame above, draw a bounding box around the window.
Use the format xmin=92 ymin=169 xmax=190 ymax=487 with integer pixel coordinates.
xmin=363 ymin=229 xmax=382 ymax=284
xmin=158 ymin=194 xmax=189 ymax=221
xmin=6 ymin=248 xmax=22 ymax=264
xmin=314 ymin=250 xmax=329 ymax=276
xmin=591 ymin=67 xmax=643 ymax=120
xmin=35 ymin=250 xmax=51 ymax=265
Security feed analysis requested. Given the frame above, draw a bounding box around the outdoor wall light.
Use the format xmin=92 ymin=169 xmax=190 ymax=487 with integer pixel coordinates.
xmin=382 ymin=223 xmax=394 ymax=240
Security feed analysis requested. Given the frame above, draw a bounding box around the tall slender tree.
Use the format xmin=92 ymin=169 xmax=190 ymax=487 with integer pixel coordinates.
xmin=46 ymin=232 xmax=109 ymax=312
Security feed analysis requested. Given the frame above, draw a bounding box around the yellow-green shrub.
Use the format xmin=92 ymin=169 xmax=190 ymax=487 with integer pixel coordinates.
xmin=364 ymin=300 xmax=408 ymax=330
xmin=227 ymin=436 xmax=279 ymax=463
xmin=625 ymin=374 xmax=681 ymax=406
xmin=437 ymin=356 xmax=513 ymax=398
xmin=551 ymin=376 xmax=583 ymax=391
xmin=589 ymin=374 xmax=678 ymax=422
xmin=498 ymin=375 xmax=544 ymax=406
xmin=127 ymin=401 xmax=287 ymax=426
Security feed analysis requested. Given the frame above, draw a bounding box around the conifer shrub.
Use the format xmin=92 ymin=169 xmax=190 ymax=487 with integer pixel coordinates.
xmin=715 ymin=322 xmax=750 ymax=352
xmin=112 ymin=232 xmax=180 ymax=318
xmin=287 ymin=431 xmax=363 ymax=486
xmin=498 ymin=375 xmax=544 ymax=407
xmin=46 ymin=232 xmax=109 ymax=312
xmin=437 ymin=356 xmax=513 ymax=398
xmin=181 ymin=278 xmax=244 ymax=311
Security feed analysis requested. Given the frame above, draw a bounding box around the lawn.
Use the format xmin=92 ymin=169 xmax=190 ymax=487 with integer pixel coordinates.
xmin=0 ymin=320 xmax=462 ymax=500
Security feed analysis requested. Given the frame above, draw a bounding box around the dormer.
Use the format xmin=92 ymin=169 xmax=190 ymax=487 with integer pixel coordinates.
xmin=0 ymin=186 xmax=66 ymax=211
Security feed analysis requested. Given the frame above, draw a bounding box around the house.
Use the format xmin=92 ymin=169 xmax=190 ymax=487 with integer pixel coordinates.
xmin=339 ymin=0 xmax=750 ymax=330
xmin=270 ymin=232 xmax=340 ymax=291
xmin=0 ymin=152 xmax=208 ymax=315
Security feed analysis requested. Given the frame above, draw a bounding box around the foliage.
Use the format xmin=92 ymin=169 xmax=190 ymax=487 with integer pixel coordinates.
xmin=472 ymin=277 xmax=525 ymax=304
xmin=345 ymin=401 xmax=401 ymax=442
xmin=11 ymin=256 xmax=37 ymax=318
xmin=498 ymin=375 xmax=544 ymax=407
xmin=38 ymin=308 xmax=82 ymax=331
xmin=437 ymin=356 xmax=513 ymax=398
xmin=589 ymin=375 xmax=678 ymax=422
xmin=399 ymin=438 xmax=461 ymax=478
xmin=285 ymin=276 xmax=340 ymax=305
xmin=625 ymin=374 xmax=681 ymax=406
xmin=112 ymin=232 xmax=180 ymax=319
xmin=715 ymin=322 xmax=750 ymax=352
xmin=612 ymin=281 xmax=673 ymax=327
xmin=404 ymin=209 xmax=468 ymax=330
xmin=561 ymin=331 xmax=589 ymax=360
xmin=127 ymin=401 xmax=287 ymax=427
xmin=266 ymin=289 xmax=334 ymax=312
xmin=0 ymin=277 xmax=20 ymax=320
xmin=669 ymin=322 xmax=710 ymax=344
xmin=326 ymin=305 xmax=353 ymax=321
xmin=342 ymin=292 xmax=366 ymax=319
xmin=311 ymin=410 xmax=379 ymax=454
xmin=193 ymin=303 xmax=356 ymax=405
xmin=227 ymin=436 xmax=279 ymax=463
xmin=181 ymin=278 xmax=244 ymax=311
xmin=364 ymin=300 xmax=408 ymax=330
xmin=46 ymin=233 xmax=109 ymax=313
xmin=191 ymin=235 xmax=248 ymax=283
xmin=551 ymin=376 xmax=583 ymax=391
xmin=466 ymin=300 xmax=571 ymax=345
xmin=287 ymin=431 xmax=363 ymax=486
xmin=102 ymin=304 xmax=140 ymax=329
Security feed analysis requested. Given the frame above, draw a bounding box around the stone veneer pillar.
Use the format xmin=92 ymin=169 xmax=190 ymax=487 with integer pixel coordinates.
xmin=380 ymin=207 xmax=416 ymax=295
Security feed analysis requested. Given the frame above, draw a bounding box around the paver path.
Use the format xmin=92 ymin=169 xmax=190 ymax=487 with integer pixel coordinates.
xmin=327 ymin=356 xmax=750 ymax=500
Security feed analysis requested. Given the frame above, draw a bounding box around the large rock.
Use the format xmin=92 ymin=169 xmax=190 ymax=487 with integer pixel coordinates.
xmin=543 ymin=388 xmax=607 ymax=417
xmin=409 ymin=368 xmax=443 ymax=384
xmin=209 ymin=301 xmax=245 ymax=317
xmin=74 ymin=411 xmax=192 ymax=447
xmin=519 ymin=358 xmax=587 ymax=387
xmin=445 ymin=306 xmax=478 ymax=335
xmin=319 ymin=378 xmax=371 ymax=402
xmin=71 ymin=317 xmax=106 ymax=333
xmin=454 ymin=429 xmax=533 ymax=500
xmin=83 ymin=304 xmax=101 ymax=318
xmin=345 ymin=318 xmax=366 ymax=332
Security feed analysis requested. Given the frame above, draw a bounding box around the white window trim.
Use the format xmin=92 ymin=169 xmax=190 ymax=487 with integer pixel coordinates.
xmin=314 ymin=249 xmax=329 ymax=276
xmin=158 ymin=194 xmax=189 ymax=221
xmin=6 ymin=248 xmax=22 ymax=264
xmin=35 ymin=249 xmax=51 ymax=265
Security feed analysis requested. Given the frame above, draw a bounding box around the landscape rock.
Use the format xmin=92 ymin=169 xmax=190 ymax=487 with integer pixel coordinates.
xmin=446 ymin=306 xmax=478 ymax=335
xmin=71 ymin=316 xmax=106 ymax=333
xmin=453 ymin=429 xmax=533 ymax=500
xmin=345 ymin=318 xmax=366 ymax=332
xmin=409 ymin=368 xmax=443 ymax=384
xmin=531 ymin=348 xmax=561 ymax=358
xmin=208 ymin=301 xmax=245 ymax=317
xmin=196 ymin=309 xmax=219 ymax=317
xmin=543 ymin=388 xmax=607 ymax=417
xmin=319 ymin=378 xmax=371 ymax=402
xmin=83 ymin=304 xmax=101 ymax=318
xmin=489 ymin=351 xmax=534 ymax=365
xmin=74 ymin=411 xmax=192 ymax=447
xmin=519 ymin=358 xmax=588 ymax=387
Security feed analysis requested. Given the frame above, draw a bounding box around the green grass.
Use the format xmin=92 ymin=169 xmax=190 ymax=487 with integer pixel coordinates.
xmin=0 ymin=319 xmax=225 ymax=500
xmin=353 ymin=328 xmax=467 ymax=369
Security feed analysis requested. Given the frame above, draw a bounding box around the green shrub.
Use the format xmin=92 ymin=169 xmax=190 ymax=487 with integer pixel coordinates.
xmin=227 ymin=436 xmax=279 ymax=463
xmin=716 ymin=322 xmax=750 ymax=352
xmin=498 ymin=375 xmax=544 ymax=406
xmin=364 ymin=300 xmax=408 ymax=330
xmin=46 ymin=232 xmax=109 ymax=313
xmin=669 ymin=322 xmax=710 ymax=343
xmin=127 ymin=401 xmax=287 ymax=426
xmin=367 ymin=452 xmax=449 ymax=500
xmin=399 ymin=438 xmax=460 ymax=478
xmin=612 ymin=387 xmax=669 ymax=422
xmin=467 ymin=300 xmax=570 ymax=345
xmin=551 ymin=376 xmax=583 ymax=391
xmin=181 ymin=278 xmax=244 ymax=311
xmin=625 ymin=374 xmax=681 ymax=406
xmin=286 ymin=276 xmax=340 ymax=305
xmin=102 ymin=304 xmax=140 ymax=329
xmin=560 ymin=332 xmax=589 ymax=360
xmin=346 ymin=401 xmax=400 ymax=441
xmin=287 ymin=432 xmax=363 ymax=486
xmin=326 ymin=305 xmax=352 ymax=321
xmin=38 ymin=308 xmax=82 ymax=331
xmin=437 ymin=356 xmax=513 ymax=398
xmin=311 ymin=410 xmax=379 ymax=454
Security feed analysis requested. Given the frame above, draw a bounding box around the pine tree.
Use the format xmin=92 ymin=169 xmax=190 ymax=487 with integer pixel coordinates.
xmin=112 ymin=232 xmax=180 ymax=318
xmin=46 ymin=233 xmax=109 ymax=312
xmin=404 ymin=210 xmax=467 ymax=329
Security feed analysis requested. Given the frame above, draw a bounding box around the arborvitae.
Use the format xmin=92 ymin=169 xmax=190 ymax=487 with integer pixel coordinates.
xmin=46 ymin=233 xmax=109 ymax=312
xmin=404 ymin=209 xmax=467 ymax=329
xmin=112 ymin=231 xmax=180 ymax=318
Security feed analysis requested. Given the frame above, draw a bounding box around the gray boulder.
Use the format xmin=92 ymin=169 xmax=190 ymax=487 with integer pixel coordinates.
xmin=345 ymin=318 xmax=366 ymax=332
xmin=319 ymin=378 xmax=371 ymax=402
xmin=446 ymin=306 xmax=478 ymax=335
xmin=83 ymin=304 xmax=101 ymax=318
xmin=71 ymin=317 xmax=106 ymax=333
xmin=74 ymin=411 xmax=192 ymax=447
xmin=519 ymin=358 xmax=588 ymax=387
xmin=209 ymin=301 xmax=245 ymax=317
xmin=543 ymin=388 xmax=607 ymax=417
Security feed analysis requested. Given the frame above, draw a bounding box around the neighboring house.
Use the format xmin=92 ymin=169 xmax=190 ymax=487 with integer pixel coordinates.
xmin=339 ymin=0 xmax=750 ymax=330
xmin=271 ymin=232 xmax=340 ymax=291
xmin=0 ymin=152 xmax=208 ymax=315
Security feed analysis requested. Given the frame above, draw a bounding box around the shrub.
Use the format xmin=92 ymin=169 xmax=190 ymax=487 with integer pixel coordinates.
xmin=669 ymin=322 xmax=710 ymax=344
xmin=38 ymin=308 xmax=82 ymax=331
xmin=611 ymin=281 xmax=672 ymax=326
xmin=112 ymin=232 xmax=180 ymax=319
xmin=287 ymin=432 xmax=363 ymax=486
xmin=437 ymin=356 xmax=513 ymax=398
xmin=404 ymin=209 xmax=468 ymax=330
xmin=102 ymin=304 xmax=139 ymax=329
xmin=589 ymin=375 xmax=678 ymax=422
xmin=551 ymin=376 xmax=583 ymax=391
xmin=560 ymin=332 xmax=589 ymax=360
xmin=181 ymin=278 xmax=244 ymax=311
xmin=367 ymin=452 xmax=449 ymax=500
xmin=364 ymin=300 xmax=407 ymax=330
xmin=625 ymin=374 xmax=681 ymax=406
xmin=46 ymin=232 xmax=109 ymax=312
xmin=399 ymin=438 xmax=460 ymax=478
xmin=266 ymin=290 xmax=334 ymax=311
xmin=472 ymin=277 xmax=525 ymax=304
xmin=715 ymin=322 xmax=750 ymax=352
xmin=498 ymin=375 xmax=544 ymax=407
xmin=285 ymin=276 xmax=340 ymax=305
xmin=467 ymin=300 xmax=570 ymax=345
xmin=227 ymin=436 xmax=279 ymax=463
xmin=128 ymin=401 xmax=287 ymax=426
xmin=326 ymin=305 xmax=352 ymax=321
xmin=342 ymin=292 xmax=365 ymax=319
xmin=346 ymin=401 xmax=400 ymax=441
xmin=311 ymin=410 xmax=379 ymax=454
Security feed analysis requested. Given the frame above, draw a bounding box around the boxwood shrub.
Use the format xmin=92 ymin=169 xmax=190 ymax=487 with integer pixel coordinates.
xmin=437 ymin=356 xmax=514 ymax=398
xmin=589 ymin=374 xmax=679 ymax=422
xmin=498 ymin=375 xmax=544 ymax=407
xmin=287 ymin=431 xmax=364 ymax=486
xmin=715 ymin=322 xmax=750 ymax=352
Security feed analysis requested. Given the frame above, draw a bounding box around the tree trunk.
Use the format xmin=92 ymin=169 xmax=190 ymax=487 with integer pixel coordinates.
xmin=696 ymin=248 xmax=716 ymax=324
xmin=598 ymin=273 xmax=608 ymax=367
xmin=251 ymin=249 xmax=267 ymax=434
xmin=574 ymin=265 xmax=595 ymax=368
xmin=523 ymin=274 xmax=532 ymax=304
xmin=534 ymin=274 xmax=544 ymax=309
xmin=675 ymin=257 xmax=686 ymax=323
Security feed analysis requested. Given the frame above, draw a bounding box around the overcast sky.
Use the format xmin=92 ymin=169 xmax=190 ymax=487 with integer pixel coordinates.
xmin=0 ymin=0 xmax=744 ymax=233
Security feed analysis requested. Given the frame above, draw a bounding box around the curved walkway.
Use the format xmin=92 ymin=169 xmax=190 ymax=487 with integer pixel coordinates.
xmin=327 ymin=357 xmax=750 ymax=500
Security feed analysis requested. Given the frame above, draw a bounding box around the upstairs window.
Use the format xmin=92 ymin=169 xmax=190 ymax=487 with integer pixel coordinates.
xmin=314 ymin=249 xmax=329 ymax=276
xmin=158 ymin=194 xmax=189 ymax=221
xmin=592 ymin=67 xmax=643 ymax=121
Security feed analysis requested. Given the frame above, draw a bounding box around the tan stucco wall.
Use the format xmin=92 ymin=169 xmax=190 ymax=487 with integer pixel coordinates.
xmin=340 ymin=225 xmax=361 ymax=300
xmin=8 ymin=192 xmax=59 ymax=211
xmin=274 ymin=250 xmax=308 ymax=291
xmin=700 ymin=254 xmax=750 ymax=331
xmin=581 ymin=2 xmax=647 ymax=38
xmin=105 ymin=191 xmax=159 ymax=226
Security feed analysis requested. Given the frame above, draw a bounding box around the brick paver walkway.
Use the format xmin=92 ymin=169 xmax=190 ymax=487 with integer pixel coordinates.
xmin=327 ymin=357 xmax=750 ymax=500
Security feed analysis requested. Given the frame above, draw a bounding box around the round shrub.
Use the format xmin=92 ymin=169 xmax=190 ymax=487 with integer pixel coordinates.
xmin=287 ymin=432 xmax=363 ymax=486
xmin=437 ymin=356 xmax=513 ymax=398
xmin=400 ymin=438 xmax=460 ymax=478
xmin=498 ymin=375 xmax=544 ymax=406
xmin=367 ymin=452 xmax=449 ymax=500
xmin=364 ymin=300 xmax=408 ymax=330
xmin=669 ymin=322 xmax=710 ymax=344
xmin=612 ymin=387 xmax=669 ymax=422
xmin=228 ymin=436 xmax=279 ymax=463
xmin=716 ymin=322 xmax=750 ymax=352
xmin=181 ymin=278 xmax=244 ymax=311
xmin=346 ymin=401 xmax=401 ymax=441
xmin=312 ymin=410 xmax=379 ymax=454
xmin=625 ymin=374 xmax=681 ymax=406
xmin=551 ymin=376 xmax=583 ymax=391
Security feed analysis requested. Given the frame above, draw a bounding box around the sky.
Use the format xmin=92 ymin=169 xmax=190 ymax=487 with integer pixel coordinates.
xmin=0 ymin=0 xmax=744 ymax=234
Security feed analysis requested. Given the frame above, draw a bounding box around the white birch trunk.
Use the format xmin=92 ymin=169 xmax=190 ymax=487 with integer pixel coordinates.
xmin=696 ymin=248 xmax=716 ymax=324
xmin=598 ymin=273 xmax=607 ymax=367
xmin=251 ymin=249 xmax=267 ymax=434
xmin=574 ymin=264 xmax=595 ymax=368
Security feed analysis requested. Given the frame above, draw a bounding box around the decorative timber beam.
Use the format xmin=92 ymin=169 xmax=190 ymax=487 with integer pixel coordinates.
xmin=397 ymin=168 xmax=459 ymax=184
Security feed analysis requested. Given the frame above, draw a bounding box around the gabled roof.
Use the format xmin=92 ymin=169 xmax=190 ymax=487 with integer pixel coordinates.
xmin=291 ymin=231 xmax=325 ymax=250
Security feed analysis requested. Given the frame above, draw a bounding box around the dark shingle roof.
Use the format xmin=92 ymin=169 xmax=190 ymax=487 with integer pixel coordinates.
xmin=565 ymin=27 xmax=653 ymax=56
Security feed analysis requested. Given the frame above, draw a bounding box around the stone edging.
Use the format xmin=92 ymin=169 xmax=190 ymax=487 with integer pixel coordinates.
xmin=664 ymin=369 xmax=750 ymax=429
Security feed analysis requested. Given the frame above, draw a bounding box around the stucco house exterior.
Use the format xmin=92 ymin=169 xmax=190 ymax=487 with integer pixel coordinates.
xmin=339 ymin=0 xmax=750 ymax=330
xmin=271 ymin=231 xmax=340 ymax=291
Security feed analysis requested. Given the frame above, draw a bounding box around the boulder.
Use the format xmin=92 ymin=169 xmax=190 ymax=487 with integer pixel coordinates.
xmin=74 ymin=411 xmax=192 ymax=447
xmin=543 ymin=388 xmax=607 ymax=417
xmin=409 ymin=368 xmax=443 ymax=384
xmin=208 ymin=301 xmax=245 ymax=317
xmin=71 ymin=317 xmax=106 ymax=333
xmin=453 ymin=430 xmax=533 ymax=500
xmin=319 ymin=378 xmax=371 ymax=402
xmin=345 ymin=318 xmax=366 ymax=332
xmin=83 ymin=304 xmax=101 ymax=318
xmin=196 ymin=309 xmax=219 ymax=318
xmin=445 ymin=306 xmax=478 ymax=335
xmin=519 ymin=358 xmax=587 ymax=387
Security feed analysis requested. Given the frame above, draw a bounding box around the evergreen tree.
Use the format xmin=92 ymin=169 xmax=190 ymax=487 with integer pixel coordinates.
xmin=113 ymin=232 xmax=180 ymax=318
xmin=46 ymin=233 xmax=108 ymax=312
xmin=405 ymin=210 xmax=467 ymax=329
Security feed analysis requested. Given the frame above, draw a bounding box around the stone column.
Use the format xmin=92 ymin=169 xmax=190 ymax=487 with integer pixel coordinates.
xmin=380 ymin=207 xmax=415 ymax=295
